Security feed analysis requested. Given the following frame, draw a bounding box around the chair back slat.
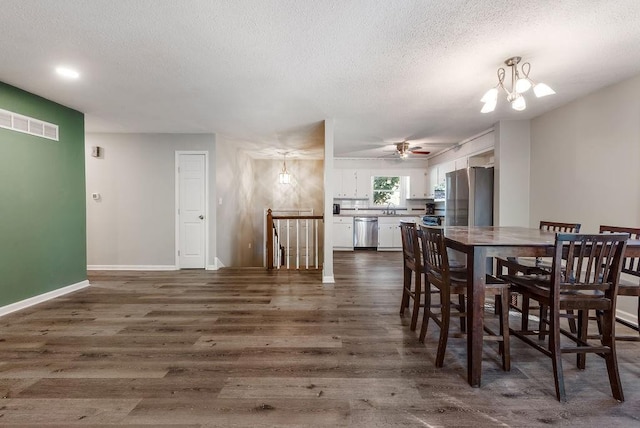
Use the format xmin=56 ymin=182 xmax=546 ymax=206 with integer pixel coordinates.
xmin=599 ymin=225 xmax=640 ymax=278
xmin=554 ymin=233 xmax=628 ymax=301
xmin=540 ymin=221 xmax=581 ymax=233
xmin=418 ymin=225 xmax=450 ymax=287
xmin=400 ymin=221 xmax=421 ymax=270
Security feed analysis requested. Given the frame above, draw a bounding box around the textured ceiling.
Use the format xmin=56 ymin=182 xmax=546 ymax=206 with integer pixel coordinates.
xmin=2 ymin=1 xmax=640 ymax=159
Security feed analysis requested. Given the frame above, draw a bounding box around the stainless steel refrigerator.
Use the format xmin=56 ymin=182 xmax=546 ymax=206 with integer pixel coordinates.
xmin=445 ymin=167 xmax=494 ymax=227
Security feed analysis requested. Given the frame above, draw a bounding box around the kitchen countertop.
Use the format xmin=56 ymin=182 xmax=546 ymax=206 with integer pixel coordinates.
xmin=334 ymin=213 xmax=424 ymax=218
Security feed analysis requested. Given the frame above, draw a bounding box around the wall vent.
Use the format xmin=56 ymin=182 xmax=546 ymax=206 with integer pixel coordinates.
xmin=0 ymin=108 xmax=59 ymax=141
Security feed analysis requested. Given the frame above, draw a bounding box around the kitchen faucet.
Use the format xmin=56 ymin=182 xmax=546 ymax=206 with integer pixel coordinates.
xmin=385 ymin=202 xmax=396 ymax=215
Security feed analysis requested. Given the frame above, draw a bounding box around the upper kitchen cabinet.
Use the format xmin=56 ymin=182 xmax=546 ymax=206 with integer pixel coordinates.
xmin=333 ymin=169 xmax=358 ymax=198
xmin=428 ymin=166 xmax=438 ymax=197
xmin=430 ymin=161 xmax=455 ymax=194
xmin=468 ymin=150 xmax=494 ymax=168
xmin=355 ymin=169 xmax=371 ymax=199
xmin=407 ymin=169 xmax=430 ymax=199
xmin=334 ymin=168 xmax=372 ymax=199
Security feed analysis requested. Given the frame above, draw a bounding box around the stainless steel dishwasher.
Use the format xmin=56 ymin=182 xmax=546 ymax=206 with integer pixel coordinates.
xmin=353 ymin=217 xmax=378 ymax=249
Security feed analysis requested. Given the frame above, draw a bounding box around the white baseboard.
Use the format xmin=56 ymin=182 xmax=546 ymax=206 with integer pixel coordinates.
xmin=0 ymin=279 xmax=90 ymax=318
xmin=87 ymin=265 xmax=178 ymax=271
xmin=322 ymin=275 xmax=335 ymax=284
xmin=215 ymin=258 xmax=225 ymax=269
xmin=206 ymin=264 xmax=218 ymax=271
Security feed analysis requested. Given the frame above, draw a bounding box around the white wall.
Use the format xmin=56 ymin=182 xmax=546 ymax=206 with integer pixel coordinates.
xmin=531 ymin=74 xmax=640 ymax=232
xmin=215 ymin=137 xmax=325 ymax=268
xmin=495 ymin=120 xmax=531 ymax=227
xmin=251 ymin=158 xmax=325 ymax=267
xmin=85 ymin=133 xmax=216 ymax=268
xmin=530 ymin=73 xmax=640 ymax=323
xmin=427 ymin=129 xmax=494 ymax=166
xmin=215 ymin=136 xmax=254 ymax=267
xmin=324 ymin=119 xmax=334 ymax=283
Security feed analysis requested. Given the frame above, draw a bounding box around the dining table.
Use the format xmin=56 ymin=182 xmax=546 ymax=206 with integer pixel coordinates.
xmin=441 ymin=226 xmax=640 ymax=388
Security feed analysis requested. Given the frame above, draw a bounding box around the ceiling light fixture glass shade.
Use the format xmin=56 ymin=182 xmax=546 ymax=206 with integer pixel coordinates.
xmin=480 ymin=56 xmax=555 ymax=113
xmin=55 ymin=66 xmax=80 ymax=79
xmin=279 ymin=153 xmax=291 ymax=184
xmin=511 ymin=94 xmax=526 ymax=111
xmin=533 ymin=82 xmax=556 ymax=97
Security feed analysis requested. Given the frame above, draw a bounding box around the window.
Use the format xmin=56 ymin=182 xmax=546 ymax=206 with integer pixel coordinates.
xmin=372 ymin=176 xmax=402 ymax=206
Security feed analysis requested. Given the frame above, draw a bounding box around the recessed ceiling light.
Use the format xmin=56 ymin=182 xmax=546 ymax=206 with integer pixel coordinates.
xmin=55 ymin=66 xmax=80 ymax=79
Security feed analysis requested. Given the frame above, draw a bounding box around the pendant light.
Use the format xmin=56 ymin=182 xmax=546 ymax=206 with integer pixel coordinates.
xmin=279 ymin=152 xmax=291 ymax=184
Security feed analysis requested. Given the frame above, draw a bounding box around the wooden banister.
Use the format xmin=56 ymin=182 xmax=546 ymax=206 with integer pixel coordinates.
xmin=266 ymin=209 xmax=324 ymax=270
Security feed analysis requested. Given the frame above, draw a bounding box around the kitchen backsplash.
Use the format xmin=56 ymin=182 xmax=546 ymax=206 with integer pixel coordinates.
xmin=336 ymin=198 xmax=428 ymax=213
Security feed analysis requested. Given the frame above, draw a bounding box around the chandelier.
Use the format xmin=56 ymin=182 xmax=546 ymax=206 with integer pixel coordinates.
xmin=279 ymin=152 xmax=291 ymax=184
xmin=481 ymin=56 xmax=555 ymax=113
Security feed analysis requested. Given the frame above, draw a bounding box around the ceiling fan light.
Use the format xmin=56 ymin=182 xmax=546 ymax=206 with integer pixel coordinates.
xmin=480 ymin=87 xmax=498 ymax=103
xmin=480 ymin=99 xmax=497 ymax=113
xmin=511 ymin=95 xmax=526 ymax=111
xmin=533 ymin=82 xmax=555 ymax=97
xmin=515 ymin=77 xmax=532 ymax=93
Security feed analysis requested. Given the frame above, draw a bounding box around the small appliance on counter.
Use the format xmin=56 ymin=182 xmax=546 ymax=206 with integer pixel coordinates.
xmin=333 ymin=203 xmax=340 ymax=215
xmin=423 ymin=215 xmax=442 ymax=226
xmin=425 ymin=202 xmax=436 ymax=215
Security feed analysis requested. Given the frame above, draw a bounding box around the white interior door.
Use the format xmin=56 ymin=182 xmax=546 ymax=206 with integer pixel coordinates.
xmin=178 ymin=153 xmax=206 ymax=268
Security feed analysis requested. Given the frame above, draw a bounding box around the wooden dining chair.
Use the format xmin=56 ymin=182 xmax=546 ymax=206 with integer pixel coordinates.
xmin=497 ymin=221 xmax=582 ymax=276
xmin=503 ymin=232 xmax=628 ymax=402
xmin=399 ymin=221 xmax=423 ymax=331
xmin=600 ymin=225 xmax=640 ymax=341
xmin=497 ymin=220 xmax=582 ymax=337
xmin=418 ymin=225 xmax=511 ymax=371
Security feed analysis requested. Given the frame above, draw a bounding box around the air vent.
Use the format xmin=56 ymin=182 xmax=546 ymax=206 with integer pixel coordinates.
xmin=0 ymin=108 xmax=59 ymax=141
xmin=0 ymin=110 xmax=11 ymax=128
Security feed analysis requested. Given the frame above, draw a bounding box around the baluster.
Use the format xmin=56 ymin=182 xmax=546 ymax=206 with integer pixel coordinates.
xmin=276 ymin=219 xmax=281 ymax=269
xmin=296 ymin=220 xmax=300 ymax=269
xmin=315 ymin=219 xmax=319 ymax=269
xmin=305 ymin=219 xmax=309 ymax=269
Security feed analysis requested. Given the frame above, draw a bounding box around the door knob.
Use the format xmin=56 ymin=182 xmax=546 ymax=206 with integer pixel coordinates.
xmin=199 ymin=215 xmax=204 ymax=220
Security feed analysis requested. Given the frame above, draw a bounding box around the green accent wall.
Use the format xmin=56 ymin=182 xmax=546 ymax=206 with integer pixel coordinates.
xmin=0 ymin=82 xmax=86 ymax=306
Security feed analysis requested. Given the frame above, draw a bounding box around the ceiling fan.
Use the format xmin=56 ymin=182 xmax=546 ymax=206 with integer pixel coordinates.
xmin=392 ymin=141 xmax=430 ymax=159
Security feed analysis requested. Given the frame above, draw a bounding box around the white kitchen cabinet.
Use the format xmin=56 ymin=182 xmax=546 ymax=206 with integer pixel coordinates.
xmin=376 ymin=216 xmax=419 ymax=250
xmin=355 ymin=169 xmax=371 ymax=199
xmin=333 ymin=216 xmax=354 ymax=250
xmin=332 ymin=169 xmax=358 ymax=198
xmin=430 ymin=161 xmax=456 ymax=194
xmin=428 ymin=166 xmax=438 ymax=197
xmin=407 ymin=169 xmax=429 ymax=199
xmin=439 ymin=160 xmax=456 ymax=176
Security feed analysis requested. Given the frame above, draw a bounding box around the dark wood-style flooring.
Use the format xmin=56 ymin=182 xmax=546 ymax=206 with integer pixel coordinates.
xmin=0 ymin=251 xmax=638 ymax=426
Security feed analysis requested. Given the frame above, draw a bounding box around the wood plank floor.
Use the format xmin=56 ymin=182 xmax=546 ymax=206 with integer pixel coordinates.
xmin=0 ymin=251 xmax=638 ymax=426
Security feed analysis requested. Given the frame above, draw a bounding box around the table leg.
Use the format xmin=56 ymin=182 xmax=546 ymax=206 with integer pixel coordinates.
xmin=467 ymin=247 xmax=487 ymax=387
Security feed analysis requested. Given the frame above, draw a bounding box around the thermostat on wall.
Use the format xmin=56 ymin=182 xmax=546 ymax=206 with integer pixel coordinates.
xmin=92 ymin=193 xmax=101 ymax=200
xmin=91 ymin=146 xmax=101 ymax=157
